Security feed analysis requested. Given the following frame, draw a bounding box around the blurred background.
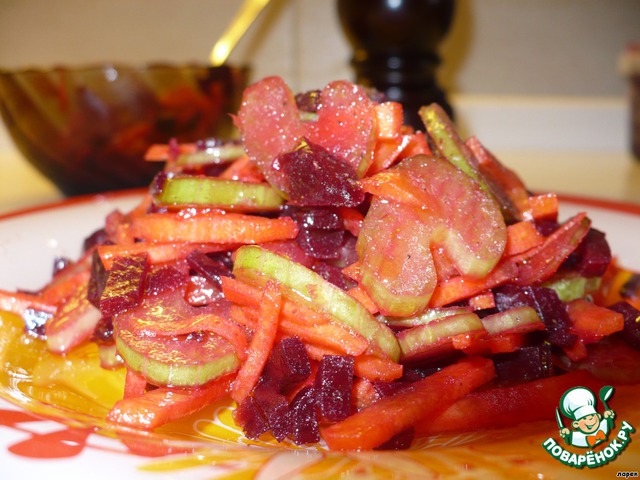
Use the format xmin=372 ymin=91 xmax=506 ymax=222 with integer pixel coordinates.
xmin=1 ymin=0 xmax=640 ymax=209
xmin=1 ymin=0 xmax=637 ymax=96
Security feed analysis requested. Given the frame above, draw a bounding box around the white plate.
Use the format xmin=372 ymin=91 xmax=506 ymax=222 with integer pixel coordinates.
xmin=1 ymin=192 xmax=639 ymax=480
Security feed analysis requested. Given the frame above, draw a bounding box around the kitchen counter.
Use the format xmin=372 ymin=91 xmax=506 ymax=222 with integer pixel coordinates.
xmin=1 ymin=95 xmax=639 ymax=215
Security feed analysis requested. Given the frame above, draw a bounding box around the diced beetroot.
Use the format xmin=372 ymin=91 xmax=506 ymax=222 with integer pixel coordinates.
xmin=100 ymin=253 xmax=150 ymax=316
xmin=314 ymin=355 xmax=355 ymax=422
xmin=273 ymin=141 xmax=364 ymax=207
xmin=311 ymin=262 xmax=357 ymax=290
xmin=91 ymin=316 xmax=114 ymax=344
xmin=334 ymin=234 xmax=359 ymax=268
xmin=288 ymin=386 xmax=320 ymax=445
xmin=251 ymin=384 xmax=291 ymax=441
xmin=535 ymin=220 xmax=559 ymax=236
xmin=295 ymin=207 xmax=343 ymax=230
xmin=261 ymin=337 xmax=312 ymax=392
xmin=82 ymin=227 xmax=110 ymax=252
xmin=233 ymin=395 xmax=269 ymax=439
xmin=185 ymin=275 xmax=224 ymax=306
xmin=494 ymin=284 xmax=577 ymax=348
xmin=87 ymin=250 xmax=108 ymax=308
xmin=493 ymin=344 xmax=554 ymax=384
xmin=296 ymin=229 xmax=345 ymax=260
xmin=608 ymin=301 xmax=640 ymax=349
xmin=564 ymin=228 xmax=612 ymax=277
xmin=186 ymin=250 xmax=232 ymax=287
xmin=295 ymin=90 xmax=321 ymax=113
xmin=145 ymin=265 xmax=189 ymax=296
xmin=372 ymin=380 xmax=410 ymax=399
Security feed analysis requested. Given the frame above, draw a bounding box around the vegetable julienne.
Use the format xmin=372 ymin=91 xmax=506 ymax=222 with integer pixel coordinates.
xmin=1 ymin=75 xmax=640 ymax=454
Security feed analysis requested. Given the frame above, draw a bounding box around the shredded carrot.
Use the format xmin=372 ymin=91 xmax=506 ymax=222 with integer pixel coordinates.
xmin=231 ymin=280 xmax=282 ymax=404
xmin=130 ymin=212 xmax=299 ymax=244
xmin=353 ymin=354 xmax=403 ymax=382
xmin=346 ymin=284 xmax=379 ymax=314
xmin=98 ymin=242 xmax=234 ymax=270
xmin=0 ymin=289 xmax=57 ymax=315
xmin=527 ymin=192 xmax=558 ymax=221
xmin=123 ymin=368 xmax=148 ymax=398
xmin=505 ymin=220 xmax=545 ymax=256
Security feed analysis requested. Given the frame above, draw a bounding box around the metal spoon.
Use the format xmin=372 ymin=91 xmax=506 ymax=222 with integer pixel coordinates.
xmin=209 ymin=0 xmax=272 ymax=66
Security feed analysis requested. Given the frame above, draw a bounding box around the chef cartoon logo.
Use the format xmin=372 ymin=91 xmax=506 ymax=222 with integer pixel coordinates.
xmin=541 ymin=385 xmax=636 ymax=469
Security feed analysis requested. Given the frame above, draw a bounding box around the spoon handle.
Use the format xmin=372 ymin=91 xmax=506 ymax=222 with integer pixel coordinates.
xmin=210 ymin=0 xmax=272 ymax=66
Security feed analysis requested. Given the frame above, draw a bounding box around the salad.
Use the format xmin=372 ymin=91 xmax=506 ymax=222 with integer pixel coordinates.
xmin=1 ymin=75 xmax=640 ymax=454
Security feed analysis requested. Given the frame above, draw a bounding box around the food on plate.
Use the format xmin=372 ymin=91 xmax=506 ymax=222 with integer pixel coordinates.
xmin=1 ymin=75 xmax=640 ymax=453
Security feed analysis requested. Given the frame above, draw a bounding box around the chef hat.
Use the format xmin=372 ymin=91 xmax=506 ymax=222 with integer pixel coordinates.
xmin=561 ymin=387 xmax=597 ymax=421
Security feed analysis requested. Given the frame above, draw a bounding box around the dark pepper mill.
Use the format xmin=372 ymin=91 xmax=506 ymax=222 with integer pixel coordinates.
xmin=337 ymin=0 xmax=456 ymax=130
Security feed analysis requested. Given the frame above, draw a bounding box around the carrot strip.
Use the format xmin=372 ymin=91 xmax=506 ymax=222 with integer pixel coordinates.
xmin=353 ymin=354 xmax=403 ymax=382
xmin=0 ymin=289 xmax=57 ymax=315
xmin=123 ymin=368 xmax=148 ymax=399
xmin=144 ymin=142 xmax=197 ymax=161
xmin=280 ymin=318 xmax=368 ymax=356
xmin=40 ymin=254 xmax=92 ymax=304
xmin=347 ymin=285 xmax=379 ymax=314
xmin=238 ymin=301 xmax=367 ymax=357
xmin=107 ymin=374 xmax=233 ymax=430
xmin=221 ymin=276 xmax=330 ymax=325
xmin=342 ymin=261 xmax=362 ymax=282
xmin=320 ymin=356 xmax=495 ymax=451
xmin=219 ymin=155 xmax=265 ymax=183
xmin=528 ymin=192 xmax=558 ymax=221
xmin=429 ymin=260 xmax=519 ymax=307
xmin=231 ymin=280 xmax=282 ymax=404
xmin=229 ymin=304 xmax=257 ymax=329
xmin=467 ymin=290 xmax=495 ymax=310
xmin=505 ymin=220 xmax=544 ymax=256
xmin=351 ymin=377 xmax=380 ymax=411
xmin=358 ymin=170 xmax=427 ymax=208
xmin=566 ymin=298 xmax=624 ymax=343
xmin=375 ymin=101 xmax=404 ymax=140
xmin=338 ymin=207 xmax=364 ymax=237
xmin=98 ymin=242 xmax=234 ymax=270
xmin=416 ymin=370 xmax=601 ymax=436
xmin=130 ymin=212 xmax=299 ymax=244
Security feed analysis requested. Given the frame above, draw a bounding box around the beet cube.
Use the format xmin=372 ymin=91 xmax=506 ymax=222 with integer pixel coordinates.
xmin=288 ymin=386 xmax=320 ymax=445
xmin=262 ymin=337 xmax=311 ymax=392
xmin=273 ymin=142 xmax=365 ymax=207
xmin=296 ymin=208 xmax=343 ymax=230
xmin=234 ymin=396 xmax=269 ymax=439
xmin=87 ymin=250 xmax=108 ymax=308
xmin=609 ymin=301 xmax=640 ymax=349
xmin=252 ymin=384 xmax=291 ymax=442
xmin=494 ymin=284 xmax=577 ymax=348
xmin=186 ymin=250 xmax=232 ymax=287
xmin=99 ymin=252 xmax=149 ymax=316
xmin=565 ymin=228 xmax=612 ymax=277
xmin=311 ymin=262 xmax=357 ymax=290
xmin=145 ymin=265 xmax=188 ymax=296
xmin=314 ymin=355 xmax=355 ymax=422
xmin=296 ymin=228 xmax=345 ymax=260
xmin=493 ymin=344 xmax=554 ymax=384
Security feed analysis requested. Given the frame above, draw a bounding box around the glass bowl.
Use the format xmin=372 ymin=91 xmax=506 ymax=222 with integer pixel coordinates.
xmin=0 ymin=63 xmax=249 ymax=196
